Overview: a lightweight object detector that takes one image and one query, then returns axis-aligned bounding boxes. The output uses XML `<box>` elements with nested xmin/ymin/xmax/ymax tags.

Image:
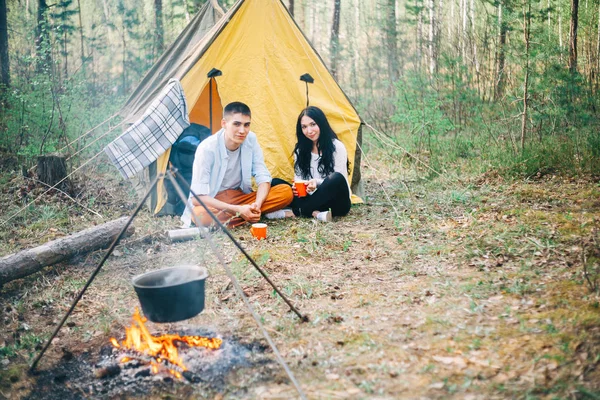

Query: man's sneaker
<box><xmin>315</xmin><ymin>210</ymin><xmax>332</xmax><ymax>222</ymax></box>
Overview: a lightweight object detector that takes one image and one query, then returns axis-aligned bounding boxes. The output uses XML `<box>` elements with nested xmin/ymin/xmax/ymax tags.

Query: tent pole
<box><xmin>209</xmin><ymin>78</ymin><xmax>213</xmax><ymax>132</ymax></box>
<box><xmin>299</xmin><ymin>73</ymin><xmax>314</xmax><ymax>108</ymax></box>
<box><xmin>207</xmin><ymin>68</ymin><xmax>223</xmax><ymax>133</ymax></box>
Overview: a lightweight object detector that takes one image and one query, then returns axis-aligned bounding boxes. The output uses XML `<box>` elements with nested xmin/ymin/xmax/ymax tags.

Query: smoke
<box><xmin>135</xmin><ymin>265</ymin><xmax>207</xmax><ymax>288</ymax></box>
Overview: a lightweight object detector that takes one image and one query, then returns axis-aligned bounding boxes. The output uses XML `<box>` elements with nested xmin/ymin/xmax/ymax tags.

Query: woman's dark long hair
<box><xmin>293</xmin><ymin>106</ymin><xmax>339</xmax><ymax>180</ymax></box>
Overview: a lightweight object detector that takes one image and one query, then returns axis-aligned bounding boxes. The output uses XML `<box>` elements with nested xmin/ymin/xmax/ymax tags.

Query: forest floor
<box><xmin>1</xmin><ymin>158</ymin><xmax>600</xmax><ymax>399</ymax></box>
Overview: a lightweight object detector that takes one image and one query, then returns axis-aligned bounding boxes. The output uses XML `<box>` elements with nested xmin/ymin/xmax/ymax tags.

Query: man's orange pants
<box><xmin>192</xmin><ymin>185</ymin><xmax>293</xmax><ymax>227</ymax></box>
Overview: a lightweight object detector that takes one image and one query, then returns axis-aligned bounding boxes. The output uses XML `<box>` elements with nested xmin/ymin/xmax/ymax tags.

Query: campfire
<box><xmin>109</xmin><ymin>308</ymin><xmax>222</xmax><ymax>379</ymax></box>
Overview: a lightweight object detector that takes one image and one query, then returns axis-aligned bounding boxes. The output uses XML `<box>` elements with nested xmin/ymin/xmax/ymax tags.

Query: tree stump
<box><xmin>37</xmin><ymin>154</ymin><xmax>71</xmax><ymax>193</ymax></box>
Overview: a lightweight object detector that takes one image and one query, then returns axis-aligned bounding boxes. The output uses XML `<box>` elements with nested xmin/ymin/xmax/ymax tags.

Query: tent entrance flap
<box><xmin>189</xmin><ymin>78</ymin><xmax>223</xmax><ymax>132</ymax></box>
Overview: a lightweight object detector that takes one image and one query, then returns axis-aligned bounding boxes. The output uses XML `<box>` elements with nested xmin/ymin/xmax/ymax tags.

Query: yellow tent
<box><xmin>119</xmin><ymin>0</ymin><xmax>362</xmax><ymax>214</ymax></box>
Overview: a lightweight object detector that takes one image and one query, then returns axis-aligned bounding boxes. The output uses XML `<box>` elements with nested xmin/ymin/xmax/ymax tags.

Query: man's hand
<box><xmin>237</xmin><ymin>204</ymin><xmax>261</xmax><ymax>223</ymax></box>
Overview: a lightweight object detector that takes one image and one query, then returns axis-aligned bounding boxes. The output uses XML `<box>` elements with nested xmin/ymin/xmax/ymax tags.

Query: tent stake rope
<box><xmin>364</xmin><ymin>122</ymin><xmax>442</xmax><ymax>177</ymax></box>
<box><xmin>26</xmin><ymin>113</ymin><xmax>120</xmax><ymax>175</ymax></box>
<box><xmin>61</xmin><ymin>113</ymin><xmax>120</xmax><ymax>158</ymax></box>
<box><xmin>9</xmin><ymin>115</ymin><xmax>125</xmax><ymax>228</ymax></box>
<box><xmin>65</xmin><ymin>120</ymin><xmax>125</xmax><ymax>163</ymax></box>
<box><xmin>167</xmin><ymin>172</ymin><xmax>307</xmax><ymax>399</ymax></box>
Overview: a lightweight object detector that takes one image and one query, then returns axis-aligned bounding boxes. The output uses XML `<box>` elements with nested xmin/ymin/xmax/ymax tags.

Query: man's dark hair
<box><xmin>223</xmin><ymin>102</ymin><xmax>251</xmax><ymax>118</ymax></box>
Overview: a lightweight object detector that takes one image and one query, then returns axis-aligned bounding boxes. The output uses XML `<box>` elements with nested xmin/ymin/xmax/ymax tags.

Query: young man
<box><xmin>188</xmin><ymin>102</ymin><xmax>293</xmax><ymax>227</ymax></box>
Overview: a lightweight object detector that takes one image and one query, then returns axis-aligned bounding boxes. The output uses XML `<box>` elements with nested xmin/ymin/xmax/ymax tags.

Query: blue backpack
<box><xmin>161</xmin><ymin>123</ymin><xmax>211</xmax><ymax>216</ymax></box>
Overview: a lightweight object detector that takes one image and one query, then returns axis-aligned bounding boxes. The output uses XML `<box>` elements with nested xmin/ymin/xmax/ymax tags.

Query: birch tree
<box><xmin>470</xmin><ymin>0</ymin><xmax>480</xmax><ymax>80</ymax></box>
<box><xmin>428</xmin><ymin>0</ymin><xmax>436</xmax><ymax>75</ymax></box>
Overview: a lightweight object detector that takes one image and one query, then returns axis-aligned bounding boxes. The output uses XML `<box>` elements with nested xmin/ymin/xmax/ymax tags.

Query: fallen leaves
<box><xmin>432</xmin><ymin>355</ymin><xmax>467</xmax><ymax>369</ymax></box>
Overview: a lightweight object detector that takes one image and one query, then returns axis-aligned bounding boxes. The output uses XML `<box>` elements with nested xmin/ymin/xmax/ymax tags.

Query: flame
<box><xmin>110</xmin><ymin>308</ymin><xmax>222</xmax><ymax>376</ymax></box>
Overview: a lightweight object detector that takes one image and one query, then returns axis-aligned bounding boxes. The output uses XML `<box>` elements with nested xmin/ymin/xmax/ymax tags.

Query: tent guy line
<box><xmin>0</xmin><ymin>150</ymin><xmax>105</xmax><ymax>228</ymax></box>
<box><xmin>365</xmin><ymin>122</ymin><xmax>442</xmax><ymax>177</ymax></box>
<box><xmin>25</xmin><ymin>113</ymin><xmax>120</xmax><ymax>175</ymax></box>
<box><xmin>65</xmin><ymin>120</ymin><xmax>125</xmax><ymax>163</ymax></box>
<box><xmin>3</xmin><ymin>118</ymin><xmax>126</xmax><ymax>228</ymax></box>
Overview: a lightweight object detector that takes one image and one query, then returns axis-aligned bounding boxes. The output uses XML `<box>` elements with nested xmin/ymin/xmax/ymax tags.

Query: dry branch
<box><xmin>0</xmin><ymin>217</ymin><xmax>134</xmax><ymax>285</ymax></box>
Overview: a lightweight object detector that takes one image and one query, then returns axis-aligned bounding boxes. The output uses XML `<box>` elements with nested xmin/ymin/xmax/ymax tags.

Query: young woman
<box><xmin>286</xmin><ymin>106</ymin><xmax>351</xmax><ymax>221</ymax></box>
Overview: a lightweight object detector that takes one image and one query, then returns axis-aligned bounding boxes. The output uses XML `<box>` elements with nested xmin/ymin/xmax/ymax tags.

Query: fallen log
<box><xmin>0</xmin><ymin>217</ymin><xmax>135</xmax><ymax>285</ymax></box>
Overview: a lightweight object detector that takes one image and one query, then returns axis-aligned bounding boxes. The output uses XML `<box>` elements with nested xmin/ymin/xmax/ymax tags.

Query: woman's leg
<box><xmin>270</xmin><ymin>178</ymin><xmax>292</xmax><ymax>187</ymax></box>
<box><xmin>291</xmin><ymin>172</ymin><xmax>351</xmax><ymax>217</ymax></box>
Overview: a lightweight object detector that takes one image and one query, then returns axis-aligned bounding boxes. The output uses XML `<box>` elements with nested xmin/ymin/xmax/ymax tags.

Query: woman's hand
<box><xmin>306</xmin><ymin>179</ymin><xmax>317</xmax><ymax>194</ymax></box>
<box><xmin>291</xmin><ymin>185</ymin><xmax>299</xmax><ymax>197</ymax></box>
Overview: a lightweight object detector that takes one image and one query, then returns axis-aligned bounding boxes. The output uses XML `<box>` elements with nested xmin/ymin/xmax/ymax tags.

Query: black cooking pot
<box><xmin>132</xmin><ymin>265</ymin><xmax>208</xmax><ymax>323</ymax></box>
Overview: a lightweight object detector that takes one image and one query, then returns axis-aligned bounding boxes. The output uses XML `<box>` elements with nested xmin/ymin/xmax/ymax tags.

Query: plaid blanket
<box><xmin>105</xmin><ymin>79</ymin><xmax>190</xmax><ymax>179</ymax></box>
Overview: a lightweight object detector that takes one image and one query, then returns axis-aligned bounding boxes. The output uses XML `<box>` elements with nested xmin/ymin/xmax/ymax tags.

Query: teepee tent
<box><xmin>116</xmin><ymin>0</ymin><xmax>363</xmax><ymax>214</ymax></box>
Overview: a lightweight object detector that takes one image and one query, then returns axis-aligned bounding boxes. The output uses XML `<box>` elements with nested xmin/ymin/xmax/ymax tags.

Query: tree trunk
<box><xmin>569</xmin><ymin>0</ymin><xmax>579</xmax><ymax>73</ymax></box>
<box><xmin>417</xmin><ymin>2</ymin><xmax>423</xmax><ymax>68</ymax></box>
<box><xmin>521</xmin><ymin>0</ymin><xmax>531</xmax><ymax>152</ymax></box>
<box><xmin>76</xmin><ymin>0</ymin><xmax>85</xmax><ymax>69</ymax></box>
<box><xmin>387</xmin><ymin>0</ymin><xmax>399</xmax><ymax>82</ymax></box>
<box><xmin>183</xmin><ymin>0</ymin><xmax>190</xmax><ymax>22</ymax></box>
<box><xmin>428</xmin><ymin>0</ymin><xmax>436</xmax><ymax>75</ymax></box>
<box><xmin>351</xmin><ymin>0</ymin><xmax>360</xmax><ymax>95</ymax></box>
<box><xmin>0</xmin><ymin>0</ymin><xmax>9</xmax><ymax>89</ymax></box>
<box><xmin>330</xmin><ymin>0</ymin><xmax>341</xmax><ymax>79</ymax></box>
<box><xmin>596</xmin><ymin>1</ymin><xmax>600</xmax><ymax>91</ymax></box>
<box><xmin>155</xmin><ymin>0</ymin><xmax>164</xmax><ymax>57</ymax></box>
<box><xmin>288</xmin><ymin>0</ymin><xmax>294</xmax><ymax>17</ymax></box>
<box><xmin>36</xmin><ymin>0</ymin><xmax>51</xmax><ymax>72</ymax></box>
<box><xmin>548</xmin><ymin>0</ymin><xmax>551</xmax><ymax>39</ymax></box>
<box><xmin>63</xmin><ymin>29</ymin><xmax>68</xmax><ymax>79</ymax></box>
<box><xmin>495</xmin><ymin>1</ymin><xmax>507</xmax><ymax>101</ymax></box>
<box><xmin>470</xmin><ymin>0</ymin><xmax>480</xmax><ymax>93</ymax></box>
<box><xmin>461</xmin><ymin>0</ymin><xmax>467</xmax><ymax>62</ymax></box>
<box><xmin>559</xmin><ymin>1</ymin><xmax>563</xmax><ymax>61</ymax></box>
<box><xmin>121</xmin><ymin>24</ymin><xmax>126</xmax><ymax>94</ymax></box>
<box><xmin>0</xmin><ymin>217</ymin><xmax>135</xmax><ymax>285</ymax></box>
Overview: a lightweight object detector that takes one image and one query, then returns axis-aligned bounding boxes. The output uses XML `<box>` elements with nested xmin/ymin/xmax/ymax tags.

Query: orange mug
<box><xmin>294</xmin><ymin>180</ymin><xmax>308</xmax><ymax>197</ymax></box>
<box><xmin>250</xmin><ymin>223</ymin><xmax>267</xmax><ymax>240</ymax></box>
